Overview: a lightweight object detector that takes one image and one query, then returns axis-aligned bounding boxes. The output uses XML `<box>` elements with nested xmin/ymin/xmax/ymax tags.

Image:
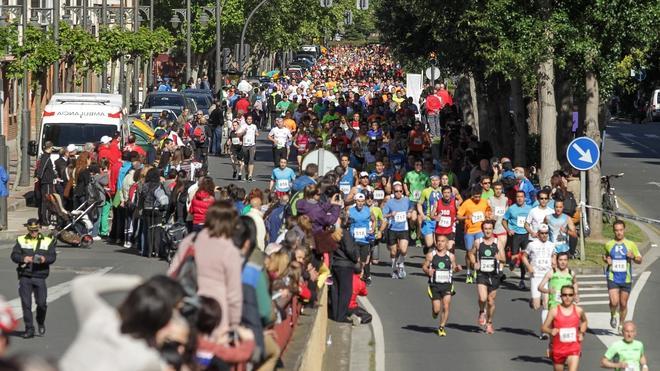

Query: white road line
<box><xmin>646</xmin><ymin>134</ymin><xmax>660</xmax><ymax>139</ymax></box>
<box><xmin>8</xmin><ymin>266</ymin><xmax>113</xmax><ymax>320</ymax></box>
<box><xmin>579</xmin><ymin>293</ymin><xmax>610</xmax><ymax>298</ymax></box>
<box><xmin>358</xmin><ymin>296</ymin><xmax>385</xmax><ymax>371</ymax></box>
<box><xmin>579</xmin><ymin>287</ymin><xmax>608</xmax><ymax>291</ymax></box>
<box><xmin>579</xmin><ymin>281</ymin><xmax>608</xmax><ymax>286</ymax></box>
<box><xmin>579</xmin><ymin>300</ymin><xmax>611</xmax><ymax>305</ymax></box>
<box><xmin>625</xmin><ymin>271</ymin><xmax>651</xmax><ymax>321</ymax></box>
<box><xmin>577</xmin><ymin>274</ymin><xmax>607</xmax><ymax>279</ymax></box>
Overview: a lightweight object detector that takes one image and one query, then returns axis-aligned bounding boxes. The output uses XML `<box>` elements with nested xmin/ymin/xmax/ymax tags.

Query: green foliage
<box><xmin>1</xmin><ymin>24</ymin><xmax>60</xmax><ymax>79</ymax></box>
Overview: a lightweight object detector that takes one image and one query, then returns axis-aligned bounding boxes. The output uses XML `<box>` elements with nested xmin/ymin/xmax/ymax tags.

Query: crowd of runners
<box><xmin>5</xmin><ymin>44</ymin><xmax>649</xmax><ymax>371</ymax></box>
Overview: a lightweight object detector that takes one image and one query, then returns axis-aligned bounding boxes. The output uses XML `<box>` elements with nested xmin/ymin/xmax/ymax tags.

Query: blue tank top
<box><xmin>349</xmin><ymin>205</ymin><xmax>371</xmax><ymax>244</ymax></box>
<box><xmin>339</xmin><ymin>167</ymin><xmax>355</xmax><ymax>195</ymax></box>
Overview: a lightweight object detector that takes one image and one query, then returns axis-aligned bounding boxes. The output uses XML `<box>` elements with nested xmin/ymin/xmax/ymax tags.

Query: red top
<box><xmin>235</xmin><ymin>98</ymin><xmax>250</xmax><ymax>114</ymax></box>
<box><xmin>349</xmin><ymin>274</ymin><xmax>368</xmax><ymax>309</ymax></box>
<box><xmin>123</xmin><ymin>143</ymin><xmax>146</xmax><ymax>157</ymax></box>
<box><xmin>426</xmin><ymin>94</ymin><xmax>442</xmax><ymax>114</ymax></box>
<box><xmin>295</xmin><ymin>134</ymin><xmax>310</xmax><ymax>153</ymax></box>
<box><xmin>551</xmin><ymin>305</ymin><xmax>582</xmax><ymax>355</ymax></box>
<box><xmin>98</xmin><ymin>140</ymin><xmax>122</xmax><ymax>195</ymax></box>
<box><xmin>434</xmin><ymin>199</ymin><xmax>458</xmax><ymax>235</ymax></box>
<box><xmin>408</xmin><ymin>130</ymin><xmax>427</xmax><ymax>153</ymax></box>
<box><xmin>189</xmin><ymin>190</ymin><xmax>215</xmax><ymax>225</ymax></box>
<box><xmin>438</xmin><ymin>89</ymin><xmax>454</xmax><ymax>107</ymax></box>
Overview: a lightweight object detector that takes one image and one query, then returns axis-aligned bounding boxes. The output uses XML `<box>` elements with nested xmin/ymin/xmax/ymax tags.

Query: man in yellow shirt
<box><xmin>457</xmin><ymin>186</ymin><xmax>492</xmax><ymax>283</ymax></box>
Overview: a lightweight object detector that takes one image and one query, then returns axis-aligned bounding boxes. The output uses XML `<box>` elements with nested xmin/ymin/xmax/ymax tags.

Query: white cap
<box><xmin>100</xmin><ymin>136</ymin><xmax>112</xmax><ymax>144</ymax></box>
<box><xmin>354</xmin><ymin>193</ymin><xmax>365</xmax><ymax>201</ymax></box>
<box><xmin>265</xmin><ymin>243</ymin><xmax>283</xmax><ymax>256</ymax></box>
<box><xmin>359</xmin><ymin>171</ymin><xmax>369</xmax><ymax>178</ymax></box>
<box><xmin>538</xmin><ymin>224</ymin><xmax>549</xmax><ymax>233</ymax></box>
<box><xmin>392</xmin><ymin>181</ymin><xmax>403</xmax><ymax>187</ymax></box>
<box><xmin>66</xmin><ymin>144</ymin><xmax>77</xmax><ymax>153</ymax></box>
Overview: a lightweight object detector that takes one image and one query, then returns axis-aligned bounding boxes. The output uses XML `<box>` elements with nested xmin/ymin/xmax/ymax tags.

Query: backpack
<box><xmin>284</xmin><ymin>190</ymin><xmax>304</xmax><ymax>218</ymax></box>
<box><xmin>561</xmin><ymin>191</ymin><xmax>578</xmax><ymax>218</ymax></box>
<box><xmin>86</xmin><ymin>176</ymin><xmax>106</xmax><ymax>204</ymax></box>
<box><xmin>169</xmin><ymin>233</ymin><xmax>200</xmax><ymax>321</ymax></box>
<box><xmin>141</xmin><ymin>183</ymin><xmax>166</xmax><ymax>211</ymax></box>
<box><xmin>193</xmin><ymin>126</ymin><xmax>206</xmax><ymax>144</ymax></box>
<box><xmin>126</xmin><ymin>182</ymin><xmax>140</xmax><ymax>209</ymax></box>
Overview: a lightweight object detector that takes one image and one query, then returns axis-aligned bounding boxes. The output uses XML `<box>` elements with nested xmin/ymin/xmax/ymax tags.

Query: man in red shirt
<box><xmin>348</xmin><ymin>268</ymin><xmax>372</xmax><ymax>325</ymax></box>
<box><xmin>437</xmin><ymin>83</ymin><xmax>454</xmax><ymax>108</ymax></box>
<box><xmin>425</xmin><ymin>88</ymin><xmax>443</xmax><ymax>139</ymax></box>
<box><xmin>235</xmin><ymin>93</ymin><xmax>251</xmax><ymax>116</ymax></box>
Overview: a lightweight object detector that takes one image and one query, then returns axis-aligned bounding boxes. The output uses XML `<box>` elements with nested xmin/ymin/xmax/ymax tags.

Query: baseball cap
<box><xmin>265</xmin><ymin>243</ymin><xmax>283</xmax><ymax>256</ymax></box>
<box><xmin>359</xmin><ymin>171</ymin><xmax>369</xmax><ymax>178</ymax></box>
<box><xmin>430</xmin><ymin>175</ymin><xmax>440</xmax><ymax>180</ymax></box>
<box><xmin>24</xmin><ymin>218</ymin><xmax>40</xmax><ymax>231</ymax></box>
<box><xmin>538</xmin><ymin>224</ymin><xmax>549</xmax><ymax>233</ymax></box>
<box><xmin>66</xmin><ymin>144</ymin><xmax>77</xmax><ymax>153</ymax></box>
<box><xmin>354</xmin><ymin>193</ymin><xmax>365</xmax><ymax>201</ymax></box>
<box><xmin>100</xmin><ymin>135</ymin><xmax>112</xmax><ymax>144</ymax></box>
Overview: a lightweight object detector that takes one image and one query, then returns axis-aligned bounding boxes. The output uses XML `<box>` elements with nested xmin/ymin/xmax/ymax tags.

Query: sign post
<box><xmin>566</xmin><ymin>137</ymin><xmax>601</xmax><ymax>261</ymax></box>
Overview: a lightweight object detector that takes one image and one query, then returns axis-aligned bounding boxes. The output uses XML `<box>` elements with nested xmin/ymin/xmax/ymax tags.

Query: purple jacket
<box><xmin>296</xmin><ymin>199</ymin><xmax>341</xmax><ymax>234</ymax></box>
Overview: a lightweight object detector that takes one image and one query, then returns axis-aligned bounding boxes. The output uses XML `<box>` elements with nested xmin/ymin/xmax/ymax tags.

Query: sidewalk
<box><xmin>0</xmin><ymin>185</ymin><xmax>38</xmax><ymax>241</ymax></box>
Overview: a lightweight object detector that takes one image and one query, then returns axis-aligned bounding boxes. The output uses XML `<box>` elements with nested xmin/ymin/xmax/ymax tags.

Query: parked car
<box><xmin>647</xmin><ymin>89</ymin><xmax>660</xmax><ymax>122</ymax></box>
<box><xmin>286</xmin><ymin>66</ymin><xmax>304</xmax><ymax>79</ymax></box>
<box><xmin>184</xmin><ymin>89</ymin><xmax>213</xmax><ymax>116</ymax></box>
<box><xmin>138</xmin><ymin>108</ymin><xmax>179</xmax><ymax>127</ymax></box>
<box><xmin>142</xmin><ymin>92</ymin><xmax>197</xmax><ymax>118</ymax></box>
<box><xmin>292</xmin><ymin>58</ymin><xmax>314</xmax><ymax>69</ymax></box>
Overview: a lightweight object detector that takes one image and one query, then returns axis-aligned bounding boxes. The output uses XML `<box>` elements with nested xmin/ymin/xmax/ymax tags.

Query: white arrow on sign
<box><xmin>572</xmin><ymin>143</ymin><xmax>593</xmax><ymax>163</ymax></box>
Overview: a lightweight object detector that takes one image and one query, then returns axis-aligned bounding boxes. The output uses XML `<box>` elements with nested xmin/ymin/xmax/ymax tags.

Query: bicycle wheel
<box><xmin>602</xmin><ymin>193</ymin><xmax>614</xmax><ymax>224</ymax></box>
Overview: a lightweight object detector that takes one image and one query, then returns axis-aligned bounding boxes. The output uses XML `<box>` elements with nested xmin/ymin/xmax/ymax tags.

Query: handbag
<box><xmin>313</xmin><ymin>225</ymin><xmax>339</xmax><ymax>254</ymax></box>
<box><xmin>63</xmin><ymin>180</ymin><xmax>73</xmax><ymax>198</ymax></box>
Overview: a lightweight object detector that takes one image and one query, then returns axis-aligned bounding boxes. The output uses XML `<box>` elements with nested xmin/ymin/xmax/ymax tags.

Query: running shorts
<box><xmin>357</xmin><ymin>243</ymin><xmax>370</xmax><ymax>263</ymax></box>
<box><xmin>606</xmin><ymin>280</ymin><xmax>632</xmax><ymax>293</ymax></box>
<box><xmin>387</xmin><ymin>230</ymin><xmax>409</xmax><ymax>245</ymax></box>
<box><xmin>464</xmin><ymin>232</ymin><xmax>484</xmax><ymax>251</ymax></box>
<box><xmin>530</xmin><ymin>275</ymin><xmax>548</xmax><ymax>299</ymax></box>
<box><xmin>510</xmin><ymin>233</ymin><xmax>529</xmax><ymax>254</ymax></box>
<box><xmin>428</xmin><ymin>284</ymin><xmax>453</xmax><ymax>300</ymax></box>
<box><xmin>421</xmin><ymin>220</ymin><xmax>437</xmax><ymax>237</ymax></box>
<box><xmin>231</xmin><ymin>145</ymin><xmax>243</xmax><ymax>161</ymax></box>
<box><xmin>476</xmin><ymin>272</ymin><xmax>501</xmax><ymax>292</ymax></box>
<box><xmin>551</xmin><ymin>350</ymin><xmax>581</xmax><ymax>365</ymax></box>
<box><xmin>242</xmin><ymin>145</ymin><xmax>256</xmax><ymax>165</ymax></box>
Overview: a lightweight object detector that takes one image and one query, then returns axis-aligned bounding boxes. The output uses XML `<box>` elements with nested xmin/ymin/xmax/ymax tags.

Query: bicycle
<box><xmin>601</xmin><ymin>172</ymin><xmax>624</xmax><ymax>224</ymax></box>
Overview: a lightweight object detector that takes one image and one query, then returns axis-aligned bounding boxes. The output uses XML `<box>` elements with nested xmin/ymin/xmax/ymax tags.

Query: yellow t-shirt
<box><xmin>458</xmin><ymin>198</ymin><xmax>491</xmax><ymax>234</ymax></box>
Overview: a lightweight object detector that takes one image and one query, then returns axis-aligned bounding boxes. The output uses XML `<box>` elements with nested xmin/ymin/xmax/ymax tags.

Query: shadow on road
<box><xmin>445</xmin><ymin>323</ymin><xmax>482</xmax><ymax>333</ymax></box>
<box><xmin>510</xmin><ymin>355</ymin><xmax>552</xmax><ymax>365</ymax></box>
<box><xmin>401</xmin><ymin>324</ymin><xmax>437</xmax><ymax>334</ymax></box>
<box><xmin>497</xmin><ymin>326</ymin><xmax>538</xmax><ymax>338</ymax></box>
<box><xmin>587</xmin><ymin>328</ymin><xmax>617</xmax><ymax>336</ymax></box>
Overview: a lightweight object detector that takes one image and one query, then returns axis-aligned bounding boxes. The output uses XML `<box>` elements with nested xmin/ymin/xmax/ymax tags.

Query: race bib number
<box><xmin>276</xmin><ymin>138</ymin><xmax>286</xmax><ymax>148</ymax></box>
<box><xmin>244</xmin><ymin>136</ymin><xmax>255</xmax><ymax>146</ymax></box>
<box><xmin>394</xmin><ymin>212</ymin><xmax>407</xmax><ymax>223</ymax></box>
<box><xmin>472</xmin><ymin>211</ymin><xmax>485</xmax><ymax>224</ymax></box>
<box><xmin>516</xmin><ymin>216</ymin><xmax>526</xmax><ymax>228</ymax></box>
<box><xmin>373</xmin><ymin>190</ymin><xmax>385</xmax><ymax>200</ymax></box>
<box><xmin>624</xmin><ymin>365</ymin><xmax>640</xmax><ymax>371</ymax></box>
<box><xmin>353</xmin><ymin>227</ymin><xmax>367</xmax><ymax>239</ymax></box>
<box><xmin>276</xmin><ymin>179</ymin><xmax>290</xmax><ymax>190</ymax></box>
<box><xmin>340</xmin><ymin>184</ymin><xmax>351</xmax><ymax>194</ymax></box>
<box><xmin>413</xmin><ymin>138</ymin><xmax>422</xmax><ymax>145</ymax></box>
<box><xmin>438</xmin><ymin>216</ymin><xmax>452</xmax><ymax>228</ymax></box>
<box><xmin>370</xmin><ymin>136</ymin><xmax>377</xmax><ymax>141</ymax></box>
<box><xmin>412</xmin><ymin>190</ymin><xmax>421</xmax><ymax>200</ymax></box>
<box><xmin>494</xmin><ymin>206</ymin><xmax>505</xmax><ymax>217</ymax></box>
<box><xmin>612</xmin><ymin>259</ymin><xmax>628</xmax><ymax>273</ymax></box>
<box><xmin>536</xmin><ymin>258</ymin><xmax>551</xmax><ymax>270</ymax></box>
<box><xmin>434</xmin><ymin>270</ymin><xmax>451</xmax><ymax>283</ymax></box>
<box><xmin>298</xmin><ymin>143</ymin><xmax>306</xmax><ymax>151</ymax></box>
<box><xmin>231</xmin><ymin>137</ymin><xmax>241</xmax><ymax>145</ymax></box>
<box><xmin>480</xmin><ymin>258</ymin><xmax>495</xmax><ymax>273</ymax></box>
<box><xmin>559</xmin><ymin>328</ymin><xmax>577</xmax><ymax>343</ymax></box>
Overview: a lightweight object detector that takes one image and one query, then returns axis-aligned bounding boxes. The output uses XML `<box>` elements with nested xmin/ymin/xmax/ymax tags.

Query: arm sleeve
<box><xmin>44</xmin><ymin>239</ymin><xmax>57</xmax><ymax>264</ymax></box>
<box><xmin>71</xmin><ymin>274</ymin><xmax>142</xmax><ymax>323</ymax></box>
<box><xmin>10</xmin><ymin>242</ymin><xmax>24</xmax><ymax>264</ymax></box>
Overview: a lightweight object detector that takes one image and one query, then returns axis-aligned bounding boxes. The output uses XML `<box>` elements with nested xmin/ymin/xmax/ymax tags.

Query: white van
<box><xmin>29</xmin><ymin>93</ymin><xmax>130</xmax><ymax>157</ymax></box>
<box><xmin>647</xmin><ymin>89</ymin><xmax>660</xmax><ymax>122</ymax></box>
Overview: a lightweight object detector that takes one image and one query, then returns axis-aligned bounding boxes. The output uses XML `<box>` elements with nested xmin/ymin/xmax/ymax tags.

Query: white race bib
<box><xmin>394</xmin><ymin>212</ymin><xmax>407</xmax><ymax>223</ymax></box>
<box><xmin>353</xmin><ymin>227</ymin><xmax>367</xmax><ymax>240</ymax></box>
<box><xmin>612</xmin><ymin>259</ymin><xmax>627</xmax><ymax>273</ymax></box>
<box><xmin>231</xmin><ymin>137</ymin><xmax>241</xmax><ymax>145</ymax></box>
<box><xmin>373</xmin><ymin>190</ymin><xmax>385</xmax><ymax>200</ymax></box>
<box><xmin>340</xmin><ymin>184</ymin><xmax>351</xmax><ymax>194</ymax></box>
<box><xmin>472</xmin><ymin>211</ymin><xmax>485</xmax><ymax>224</ymax></box>
<box><xmin>516</xmin><ymin>216</ymin><xmax>526</xmax><ymax>228</ymax></box>
<box><xmin>480</xmin><ymin>258</ymin><xmax>495</xmax><ymax>273</ymax></box>
<box><xmin>412</xmin><ymin>190</ymin><xmax>421</xmax><ymax>200</ymax></box>
<box><xmin>494</xmin><ymin>206</ymin><xmax>505</xmax><ymax>217</ymax></box>
<box><xmin>243</xmin><ymin>136</ymin><xmax>255</xmax><ymax>146</ymax></box>
<box><xmin>438</xmin><ymin>216</ymin><xmax>452</xmax><ymax>228</ymax></box>
<box><xmin>413</xmin><ymin>138</ymin><xmax>422</xmax><ymax>145</ymax></box>
<box><xmin>624</xmin><ymin>365</ymin><xmax>640</xmax><ymax>371</ymax></box>
<box><xmin>298</xmin><ymin>143</ymin><xmax>306</xmax><ymax>151</ymax></box>
<box><xmin>276</xmin><ymin>179</ymin><xmax>290</xmax><ymax>190</ymax></box>
<box><xmin>434</xmin><ymin>270</ymin><xmax>451</xmax><ymax>283</ymax></box>
<box><xmin>559</xmin><ymin>327</ymin><xmax>577</xmax><ymax>343</ymax></box>
<box><xmin>276</xmin><ymin>137</ymin><xmax>286</xmax><ymax>147</ymax></box>
<box><xmin>536</xmin><ymin>257</ymin><xmax>551</xmax><ymax>270</ymax></box>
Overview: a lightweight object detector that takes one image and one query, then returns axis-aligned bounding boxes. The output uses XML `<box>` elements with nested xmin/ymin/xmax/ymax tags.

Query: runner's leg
<box><xmin>618</xmin><ymin>290</ymin><xmax>630</xmax><ymax>326</ymax></box>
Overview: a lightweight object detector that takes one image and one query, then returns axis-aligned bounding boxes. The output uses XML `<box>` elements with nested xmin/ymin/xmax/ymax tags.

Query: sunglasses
<box><xmin>539</xmin><ymin>197</ymin><xmax>549</xmax><ymax>200</ymax></box>
<box><xmin>394</xmin><ymin>190</ymin><xmax>403</xmax><ymax>193</ymax></box>
<box><xmin>561</xmin><ymin>293</ymin><xmax>574</xmax><ymax>297</ymax></box>
<box><xmin>538</xmin><ymin>232</ymin><xmax>549</xmax><ymax>235</ymax></box>
<box><xmin>482</xmin><ymin>182</ymin><xmax>491</xmax><ymax>185</ymax></box>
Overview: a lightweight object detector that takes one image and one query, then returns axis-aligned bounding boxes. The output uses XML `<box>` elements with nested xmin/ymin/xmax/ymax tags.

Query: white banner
<box><xmin>406</xmin><ymin>73</ymin><xmax>423</xmax><ymax>116</ymax></box>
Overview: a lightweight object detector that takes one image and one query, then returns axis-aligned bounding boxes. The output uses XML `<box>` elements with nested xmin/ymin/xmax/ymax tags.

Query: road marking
<box><xmin>358</xmin><ymin>296</ymin><xmax>385</xmax><ymax>371</ymax></box>
<box><xmin>8</xmin><ymin>266</ymin><xmax>113</xmax><ymax>320</ymax></box>
<box><xmin>647</xmin><ymin>182</ymin><xmax>660</xmax><ymax>188</ymax></box>
<box><xmin>579</xmin><ymin>287</ymin><xmax>607</xmax><ymax>291</ymax></box>
<box><xmin>580</xmin><ymin>293</ymin><xmax>610</xmax><ymax>298</ymax></box>
<box><xmin>646</xmin><ymin>134</ymin><xmax>660</xmax><ymax>139</ymax></box>
<box><xmin>579</xmin><ymin>300</ymin><xmax>610</xmax><ymax>305</ymax></box>
<box><xmin>625</xmin><ymin>271</ymin><xmax>651</xmax><ymax>321</ymax></box>
<box><xmin>618</xmin><ymin>133</ymin><xmax>659</xmax><ymax>154</ymax></box>
<box><xmin>579</xmin><ymin>280</ymin><xmax>608</xmax><ymax>286</ymax></box>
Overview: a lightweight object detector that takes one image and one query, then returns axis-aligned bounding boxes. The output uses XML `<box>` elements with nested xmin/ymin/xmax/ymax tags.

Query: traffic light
<box><xmin>356</xmin><ymin>0</ymin><xmax>368</xmax><ymax>10</ymax></box>
<box><xmin>344</xmin><ymin>10</ymin><xmax>353</xmax><ymax>26</ymax></box>
<box><xmin>221</xmin><ymin>48</ymin><xmax>231</xmax><ymax>71</ymax></box>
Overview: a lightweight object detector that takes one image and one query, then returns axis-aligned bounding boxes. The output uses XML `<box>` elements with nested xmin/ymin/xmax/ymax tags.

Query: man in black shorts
<box><xmin>469</xmin><ymin>220</ymin><xmax>505</xmax><ymax>334</ymax></box>
<box><xmin>502</xmin><ymin>190</ymin><xmax>532</xmax><ymax>289</ymax></box>
<box><xmin>422</xmin><ymin>234</ymin><xmax>461</xmax><ymax>336</ymax></box>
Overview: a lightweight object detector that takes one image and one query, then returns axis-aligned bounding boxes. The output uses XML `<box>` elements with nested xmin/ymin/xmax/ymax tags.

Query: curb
<box><xmin>0</xmin><ymin>230</ymin><xmax>24</xmax><ymax>241</ymax></box>
<box><xmin>295</xmin><ymin>285</ymin><xmax>328</xmax><ymax>371</ymax></box>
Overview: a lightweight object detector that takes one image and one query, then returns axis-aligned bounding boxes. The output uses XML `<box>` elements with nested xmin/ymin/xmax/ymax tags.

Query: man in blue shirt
<box><xmin>270</xmin><ymin>158</ymin><xmax>296</xmax><ymax>197</ymax></box>
<box><xmin>347</xmin><ymin>193</ymin><xmax>375</xmax><ymax>284</ymax></box>
<box><xmin>502</xmin><ymin>190</ymin><xmax>533</xmax><ymax>288</ymax></box>
<box><xmin>292</xmin><ymin>163</ymin><xmax>317</xmax><ymax>193</ymax></box>
<box><xmin>515</xmin><ymin>167</ymin><xmax>536</xmax><ymax>206</ymax></box>
<box><xmin>383</xmin><ymin>181</ymin><xmax>413</xmax><ymax>279</ymax></box>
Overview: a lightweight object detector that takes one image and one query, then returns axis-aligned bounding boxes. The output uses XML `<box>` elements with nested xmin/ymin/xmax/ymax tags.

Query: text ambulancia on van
<box><xmin>28</xmin><ymin>93</ymin><xmax>130</xmax><ymax>157</ymax></box>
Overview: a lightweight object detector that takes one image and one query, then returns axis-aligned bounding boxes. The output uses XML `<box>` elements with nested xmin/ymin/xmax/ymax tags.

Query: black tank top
<box><xmin>430</xmin><ymin>251</ymin><xmax>453</xmax><ymax>284</ymax></box>
<box><xmin>478</xmin><ymin>240</ymin><xmax>499</xmax><ymax>274</ymax></box>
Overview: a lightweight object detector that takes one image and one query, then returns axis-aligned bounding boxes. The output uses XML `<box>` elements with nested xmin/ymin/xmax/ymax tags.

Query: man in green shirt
<box><xmin>601</xmin><ymin>321</ymin><xmax>648</xmax><ymax>370</ymax></box>
<box><xmin>275</xmin><ymin>95</ymin><xmax>291</xmax><ymax>115</ymax></box>
<box><xmin>404</xmin><ymin>159</ymin><xmax>429</xmax><ymax>243</ymax></box>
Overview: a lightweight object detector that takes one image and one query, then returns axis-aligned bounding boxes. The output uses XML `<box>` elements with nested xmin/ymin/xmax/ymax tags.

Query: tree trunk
<box><xmin>110</xmin><ymin>60</ymin><xmax>116</xmax><ymax>94</ymax></box>
<box><xmin>556</xmin><ymin>75</ymin><xmax>573</xmax><ymax>165</ymax></box>
<box><xmin>585</xmin><ymin>71</ymin><xmax>602</xmax><ymax>238</ymax></box>
<box><xmin>510</xmin><ymin>77</ymin><xmax>527</xmax><ymax>166</ymax></box>
<box><xmin>538</xmin><ymin>58</ymin><xmax>559</xmax><ymax>186</ymax></box>
<box><xmin>475</xmin><ymin>76</ymin><xmax>490</xmax><ymax>144</ymax></box>
<box><xmin>527</xmin><ymin>96</ymin><xmax>539</xmax><ymax>134</ymax></box>
<box><xmin>456</xmin><ymin>75</ymin><xmax>478</xmax><ymax>134</ymax></box>
<box><xmin>497</xmin><ymin>76</ymin><xmax>513</xmax><ymax>158</ymax></box>
<box><xmin>469</xmin><ymin>73</ymin><xmax>480</xmax><ymax>138</ymax></box>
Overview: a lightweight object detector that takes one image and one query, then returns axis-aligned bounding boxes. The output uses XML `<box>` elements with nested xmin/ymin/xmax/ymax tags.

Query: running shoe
<box><xmin>248</xmin><ymin>177</ymin><xmax>254</xmax><ymax>182</ymax></box>
<box><xmin>478</xmin><ymin>311</ymin><xmax>487</xmax><ymax>326</ymax></box>
<box><xmin>349</xmin><ymin>313</ymin><xmax>362</xmax><ymax>326</ymax></box>
<box><xmin>391</xmin><ymin>271</ymin><xmax>399</xmax><ymax>279</ymax></box>
<box><xmin>437</xmin><ymin>326</ymin><xmax>446</xmax><ymax>337</ymax></box>
<box><xmin>618</xmin><ymin>325</ymin><xmax>623</xmax><ymax>335</ymax></box>
<box><xmin>364</xmin><ymin>276</ymin><xmax>372</xmax><ymax>286</ymax></box>
<box><xmin>232</xmin><ymin>170</ymin><xmax>237</xmax><ymax>179</ymax></box>
<box><xmin>610</xmin><ymin>314</ymin><xmax>618</xmax><ymax>329</ymax></box>
<box><xmin>427</xmin><ymin>286</ymin><xmax>433</xmax><ymax>299</ymax></box>
<box><xmin>326</xmin><ymin>277</ymin><xmax>334</xmax><ymax>286</ymax></box>
<box><xmin>398</xmin><ymin>265</ymin><xmax>407</xmax><ymax>279</ymax></box>
<box><xmin>450</xmin><ymin>284</ymin><xmax>456</xmax><ymax>296</ymax></box>
<box><xmin>518</xmin><ymin>280</ymin><xmax>526</xmax><ymax>290</ymax></box>
<box><xmin>465</xmin><ymin>273</ymin><xmax>474</xmax><ymax>284</ymax></box>
<box><xmin>539</xmin><ymin>333</ymin><xmax>549</xmax><ymax>340</ymax></box>
<box><xmin>486</xmin><ymin>323</ymin><xmax>494</xmax><ymax>334</ymax></box>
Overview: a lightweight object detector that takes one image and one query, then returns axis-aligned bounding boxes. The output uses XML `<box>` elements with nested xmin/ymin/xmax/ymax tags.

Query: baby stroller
<box><xmin>154</xmin><ymin>221</ymin><xmax>188</xmax><ymax>263</ymax></box>
<box><xmin>46</xmin><ymin>193</ymin><xmax>96</xmax><ymax>247</ymax></box>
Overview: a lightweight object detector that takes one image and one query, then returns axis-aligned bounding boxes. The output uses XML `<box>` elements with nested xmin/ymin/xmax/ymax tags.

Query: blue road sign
<box><xmin>567</xmin><ymin>137</ymin><xmax>600</xmax><ymax>171</ymax></box>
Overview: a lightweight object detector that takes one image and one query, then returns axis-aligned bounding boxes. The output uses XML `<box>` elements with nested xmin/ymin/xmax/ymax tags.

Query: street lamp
<box><xmin>138</xmin><ymin>1</ymin><xmax>155</xmax><ymax>88</ymax></box>
<box><xmin>239</xmin><ymin>0</ymin><xmax>270</xmax><ymax>77</ymax></box>
<box><xmin>170</xmin><ymin>0</ymin><xmax>191</xmax><ymax>83</ymax></box>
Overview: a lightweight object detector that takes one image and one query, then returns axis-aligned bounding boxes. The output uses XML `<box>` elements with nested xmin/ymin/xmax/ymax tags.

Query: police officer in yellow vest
<box><xmin>10</xmin><ymin>218</ymin><xmax>56</xmax><ymax>338</ymax></box>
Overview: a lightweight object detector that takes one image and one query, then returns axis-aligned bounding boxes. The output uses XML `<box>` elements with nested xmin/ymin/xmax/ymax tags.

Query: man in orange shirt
<box><xmin>283</xmin><ymin>111</ymin><xmax>297</xmax><ymax>133</ymax></box>
<box><xmin>457</xmin><ymin>186</ymin><xmax>492</xmax><ymax>284</ymax></box>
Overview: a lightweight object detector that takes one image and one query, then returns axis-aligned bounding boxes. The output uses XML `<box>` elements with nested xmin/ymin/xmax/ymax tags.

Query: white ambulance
<box><xmin>28</xmin><ymin>93</ymin><xmax>130</xmax><ymax>157</ymax></box>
